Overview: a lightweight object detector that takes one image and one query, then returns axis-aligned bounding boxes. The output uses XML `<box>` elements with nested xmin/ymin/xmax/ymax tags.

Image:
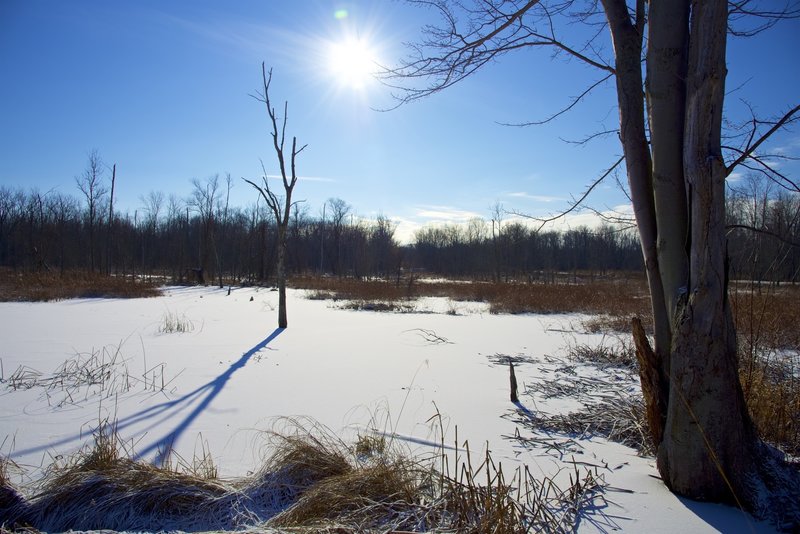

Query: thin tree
<box><xmin>244</xmin><ymin>64</ymin><xmax>307</xmax><ymax>329</ymax></box>
<box><xmin>75</xmin><ymin>149</ymin><xmax>107</xmax><ymax>273</ymax></box>
<box><xmin>105</xmin><ymin>163</ymin><xmax>116</xmax><ymax>275</ymax></box>
<box><xmin>384</xmin><ymin>0</ymin><xmax>800</xmax><ymax>522</ymax></box>
<box><xmin>216</xmin><ymin>173</ymin><xmax>233</xmax><ymax>289</ymax></box>
<box><xmin>189</xmin><ymin>175</ymin><xmax>220</xmax><ymax>284</ymax></box>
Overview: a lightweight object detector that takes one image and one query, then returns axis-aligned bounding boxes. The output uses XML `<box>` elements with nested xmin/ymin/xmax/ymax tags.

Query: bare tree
<box><xmin>216</xmin><ymin>173</ymin><xmax>233</xmax><ymax>288</ymax></box>
<box><xmin>326</xmin><ymin>197</ymin><xmax>351</xmax><ymax>275</ymax></box>
<box><xmin>384</xmin><ymin>0</ymin><xmax>800</xmax><ymax>521</ymax></box>
<box><xmin>105</xmin><ymin>163</ymin><xmax>116</xmax><ymax>275</ymax></box>
<box><xmin>189</xmin><ymin>175</ymin><xmax>221</xmax><ymax>285</ymax></box>
<box><xmin>244</xmin><ymin>64</ymin><xmax>307</xmax><ymax>329</ymax></box>
<box><xmin>75</xmin><ymin>149</ymin><xmax>107</xmax><ymax>273</ymax></box>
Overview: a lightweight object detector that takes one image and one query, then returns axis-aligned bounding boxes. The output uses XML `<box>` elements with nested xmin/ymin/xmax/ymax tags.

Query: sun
<box><xmin>326</xmin><ymin>37</ymin><xmax>377</xmax><ymax>90</ymax></box>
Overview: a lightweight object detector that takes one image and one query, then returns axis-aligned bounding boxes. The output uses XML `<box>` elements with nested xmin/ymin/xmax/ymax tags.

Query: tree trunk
<box><xmin>656</xmin><ymin>0</ymin><xmax>757</xmax><ymax>502</ymax></box>
<box><xmin>646</xmin><ymin>0</ymin><xmax>689</xmax><ymax>338</ymax></box>
<box><xmin>602</xmin><ymin>0</ymin><xmax>672</xmax><ymax>366</ymax></box>
<box><xmin>276</xmin><ymin>225</ymin><xmax>288</xmax><ymax>329</ymax></box>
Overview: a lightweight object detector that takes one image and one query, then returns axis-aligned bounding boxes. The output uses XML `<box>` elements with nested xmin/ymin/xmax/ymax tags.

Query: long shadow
<box><xmin>11</xmin><ymin>328</ymin><xmax>284</xmax><ymax>465</ymax></box>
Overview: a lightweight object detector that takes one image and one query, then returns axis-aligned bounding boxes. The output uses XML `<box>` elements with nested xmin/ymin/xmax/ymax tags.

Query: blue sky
<box><xmin>1</xmin><ymin>1</ymin><xmax>798</xmax><ymax>242</ymax></box>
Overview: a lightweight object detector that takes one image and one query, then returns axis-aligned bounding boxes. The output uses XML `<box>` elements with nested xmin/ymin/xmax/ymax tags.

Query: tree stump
<box><xmin>509</xmin><ymin>360</ymin><xmax>519</xmax><ymax>403</ymax></box>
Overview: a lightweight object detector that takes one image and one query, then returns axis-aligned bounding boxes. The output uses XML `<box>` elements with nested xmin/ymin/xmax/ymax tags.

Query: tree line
<box><xmin>0</xmin><ymin>165</ymin><xmax>796</xmax><ymax>284</ymax></box>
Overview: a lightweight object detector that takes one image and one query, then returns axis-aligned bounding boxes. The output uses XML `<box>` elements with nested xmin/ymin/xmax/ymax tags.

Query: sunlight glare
<box><xmin>327</xmin><ymin>37</ymin><xmax>376</xmax><ymax>90</ymax></box>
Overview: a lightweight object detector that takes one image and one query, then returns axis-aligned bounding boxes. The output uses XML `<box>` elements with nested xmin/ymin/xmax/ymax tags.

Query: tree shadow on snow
<box><xmin>10</xmin><ymin>327</ymin><xmax>284</xmax><ymax>467</ymax></box>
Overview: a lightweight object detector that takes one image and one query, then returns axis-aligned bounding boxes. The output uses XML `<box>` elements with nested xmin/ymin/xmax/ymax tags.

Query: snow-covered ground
<box><xmin>0</xmin><ymin>286</ymin><xmax>776</xmax><ymax>532</ymax></box>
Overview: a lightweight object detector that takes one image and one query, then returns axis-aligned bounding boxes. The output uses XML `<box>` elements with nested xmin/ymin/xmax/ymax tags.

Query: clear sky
<box><xmin>1</xmin><ymin>1</ymin><xmax>798</xmax><ymax>242</ymax></box>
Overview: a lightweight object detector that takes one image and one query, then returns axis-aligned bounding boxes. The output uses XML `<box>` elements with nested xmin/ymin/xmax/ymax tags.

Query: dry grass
<box><xmin>0</xmin><ymin>269</ymin><xmax>161</xmax><ymax>302</ymax></box>
<box><xmin>2</xmin><ymin>343</ymin><xmax>174</xmax><ymax>408</ymax></box>
<box><xmin>292</xmin><ymin>273</ymin><xmax>651</xmax><ymax>318</ymax></box>
<box><xmin>0</xmin><ymin>418</ymin><xmax>608</xmax><ymax>533</ymax></box>
<box><xmin>730</xmin><ymin>282</ymin><xmax>800</xmax><ymax>457</ymax></box>
<box><xmin>158</xmin><ymin>310</ymin><xmax>195</xmax><ymax>333</ymax></box>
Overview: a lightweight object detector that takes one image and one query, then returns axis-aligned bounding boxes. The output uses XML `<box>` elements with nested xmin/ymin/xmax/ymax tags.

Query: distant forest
<box><xmin>1</xmin><ymin>172</ymin><xmax>798</xmax><ymax>284</ymax></box>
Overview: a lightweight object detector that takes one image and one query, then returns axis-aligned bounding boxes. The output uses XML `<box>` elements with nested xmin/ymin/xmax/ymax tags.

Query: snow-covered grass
<box><xmin>0</xmin><ymin>286</ymin><xmax>781</xmax><ymax>532</ymax></box>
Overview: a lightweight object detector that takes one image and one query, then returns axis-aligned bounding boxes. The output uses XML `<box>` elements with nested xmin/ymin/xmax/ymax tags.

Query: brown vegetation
<box><xmin>0</xmin><ymin>269</ymin><xmax>161</xmax><ymax>302</ymax></box>
<box><xmin>732</xmin><ymin>282</ymin><xmax>800</xmax><ymax>457</ymax></box>
<box><xmin>0</xmin><ymin>419</ymin><xmax>604</xmax><ymax>533</ymax></box>
<box><xmin>292</xmin><ymin>272</ymin><xmax>651</xmax><ymax>318</ymax></box>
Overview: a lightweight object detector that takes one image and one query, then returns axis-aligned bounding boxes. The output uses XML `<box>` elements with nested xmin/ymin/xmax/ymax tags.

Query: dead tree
<box><xmin>244</xmin><ymin>64</ymin><xmax>307</xmax><ymax>329</ymax></box>
<box><xmin>75</xmin><ymin>149</ymin><xmax>107</xmax><ymax>273</ymax></box>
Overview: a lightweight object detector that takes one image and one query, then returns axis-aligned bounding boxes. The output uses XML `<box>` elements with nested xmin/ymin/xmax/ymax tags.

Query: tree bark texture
<box><xmin>601</xmin><ymin>0</ymin><xmax>672</xmax><ymax>369</ymax></box>
<box><xmin>657</xmin><ymin>0</ymin><xmax>757</xmax><ymax>503</ymax></box>
<box><xmin>276</xmin><ymin>225</ymin><xmax>288</xmax><ymax>329</ymax></box>
<box><xmin>646</xmin><ymin>0</ymin><xmax>689</xmax><ymax>338</ymax></box>
<box><xmin>604</xmin><ymin>0</ymin><xmax>762</xmax><ymax>508</ymax></box>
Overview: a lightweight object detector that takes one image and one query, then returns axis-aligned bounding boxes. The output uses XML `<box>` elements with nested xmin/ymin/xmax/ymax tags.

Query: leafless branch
<box><xmin>584</xmin><ymin>204</ymin><xmax>637</xmax><ymax>230</ymax></box>
<box><xmin>560</xmin><ymin>128</ymin><xmax>619</xmax><ymax>145</ymax></box>
<box><xmin>725</xmin><ymin>103</ymin><xmax>800</xmax><ymax>177</ymax></box>
<box><xmin>499</xmin><ymin>73</ymin><xmax>614</xmax><ymax>127</ymax></box>
<box><xmin>380</xmin><ymin>0</ymin><xmax>614</xmax><ymax>105</ymax></box>
<box><xmin>727</xmin><ymin>224</ymin><xmax>800</xmax><ymax>248</ymax></box>
<box><xmin>510</xmin><ymin>155</ymin><xmax>625</xmax><ymax>231</ymax></box>
<box><xmin>728</xmin><ymin>0</ymin><xmax>800</xmax><ymax>36</ymax></box>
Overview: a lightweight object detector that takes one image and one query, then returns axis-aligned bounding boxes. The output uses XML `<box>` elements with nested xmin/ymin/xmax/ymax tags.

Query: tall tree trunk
<box><xmin>657</xmin><ymin>0</ymin><xmax>756</xmax><ymax>502</ymax></box>
<box><xmin>602</xmin><ymin>0</ymin><xmax>672</xmax><ymax>365</ymax></box>
<box><xmin>106</xmin><ymin>164</ymin><xmax>116</xmax><ymax>275</ymax></box>
<box><xmin>646</xmin><ymin>0</ymin><xmax>689</xmax><ymax>333</ymax></box>
<box><xmin>276</xmin><ymin>225</ymin><xmax>288</xmax><ymax>328</ymax></box>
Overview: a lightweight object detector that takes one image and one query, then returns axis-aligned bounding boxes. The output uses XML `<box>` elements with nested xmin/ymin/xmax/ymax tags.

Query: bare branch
<box><xmin>727</xmin><ymin>223</ymin><xmax>800</xmax><ymax>248</ymax></box>
<box><xmin>498</xmin><ymin>73</ymin><xmax>614</xmax><ymax>127</ymax></box>
<box><xmin>725</xmin><ymin>103</ymin><xmax>800</xmax><ymax>176</ymax></box>
<box><xmin>381</xmin><ymin>0</ymin><xmax>614</xmax><ymax>105</ymax></box>
<box><xmin>560</xmin><ymin>128</ymin><xmax>619</xmax><ymax>145</ymax></box>
<box><xmin>510</xmin><ymin>155</ymin><xmax>625</xmax><ymax>231</ymax></box>
<box><xmin>728</xmin><ymin>0</ymin><xmax>800</xmax><ymax>36</ymax></box>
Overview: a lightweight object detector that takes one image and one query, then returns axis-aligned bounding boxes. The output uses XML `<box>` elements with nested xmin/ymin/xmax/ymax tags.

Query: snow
<box><xmin>0</xmin><ymin>286</ymin><xmax>778</xmax><ymax>532</ymax></box>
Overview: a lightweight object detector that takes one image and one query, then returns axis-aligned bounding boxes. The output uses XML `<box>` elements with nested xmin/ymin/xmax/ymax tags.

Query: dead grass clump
<box><xmin>584</xmin><ymin>313</ymin><xmax>653</xmax><ymax>335</ymax></box>
<box><xmin>526</xmin><ymin>397</ymin><xmax>653</xmax><ymax>456</ymax></box>
<box><xmin>16</xmin><ymin>425</ymin><xmax>235</xmax><ymax>532</ymax></box>
<box><xmin>0</xmin><ymin>456</ymin><xmax>26</xmax><ymax>527</ymax></box>
<box><xmin>567</xmin><ymin>336</ymin><xmax>638</xmax><ymax>370</ymax></box>
<box><xmin>341</xmin><ymin>300</ymin><xmax>416</xmax><ymax>313</ymax></box>
<box><xmin>731</xmin><ymin>282</ymin><xmax>800</xmax><ymax>456</ymax></box>
<box><xmin>486</xmin><ymin>279</ymin><xmax>650</xmax><ymax>316</ymax></box>
<box><xmin>3</xmin><ymin>343</ymin><xmax>174</xmax><ymax>407</ymax></box>
<box><xmin>158</xmin><ymin>310</ymin><xmax>194</xmax><ymax>333</ymax></box>
<box><xmin>0</xmin><ymin>269</ymin><xmax>161</xmax><ymax>302</ymax></box>
<box><xmin>293</xmin><ymin>273</ymin><xmax>652</xmax><ymax>320</ymax></box>
<box><xmin>257</xmin><ymin>427</ymin><xmax>353</xmax><ymax>497</ymax></box>
<box><xmin>741</xmin><ymin>357</ymin><xmax>800</xmax><ymax>457</ymax></box>
<box><xmin>268</xmin><ymin>460</ymin><xmax>420</xmax><ymax>528</ymax></box>
<box><xmin>731</xmin><ymin>282</ymin><xmax>800</xmax><ymax>351</ymax></box>
<box><xmin>292</xmin><ymin>276</ymin><xmax>413</xmax><ymax>302</ymax></box>
<box><xmin>4</xmin><ymin>416</ymin><xmax>611</xmax><ymax>533</ymax></box>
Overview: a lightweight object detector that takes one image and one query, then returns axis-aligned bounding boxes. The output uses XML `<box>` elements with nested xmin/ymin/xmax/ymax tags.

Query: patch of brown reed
<box><xmin>292</xmin><ymin>273</ymin><xmax>651</xmax><ymax>319</ymax></box>
<box><xmin>0</xmin><ymin>269</ymin><xmax>161</xmax><ymax>302</ymax></box>
<box><xmin>730</xmin><ymin>282</ymin><xmax>800</xmax><ymax>456</ymax></box>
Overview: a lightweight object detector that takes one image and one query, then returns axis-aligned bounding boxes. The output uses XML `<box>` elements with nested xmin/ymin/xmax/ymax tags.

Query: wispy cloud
<box><xmin>414</xmin><ymin>205</ymin><xmax>482</xmax><ymax>222</ymax></box>
<box><xmin>506</xmin><ymin>191</ymin><xmax>565</xmax><ymax>203</ymax></box>
<box><xmin>148</xmin><ymin>9</ymin><xmax>302</xmax><ymax>64</ymax></box>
